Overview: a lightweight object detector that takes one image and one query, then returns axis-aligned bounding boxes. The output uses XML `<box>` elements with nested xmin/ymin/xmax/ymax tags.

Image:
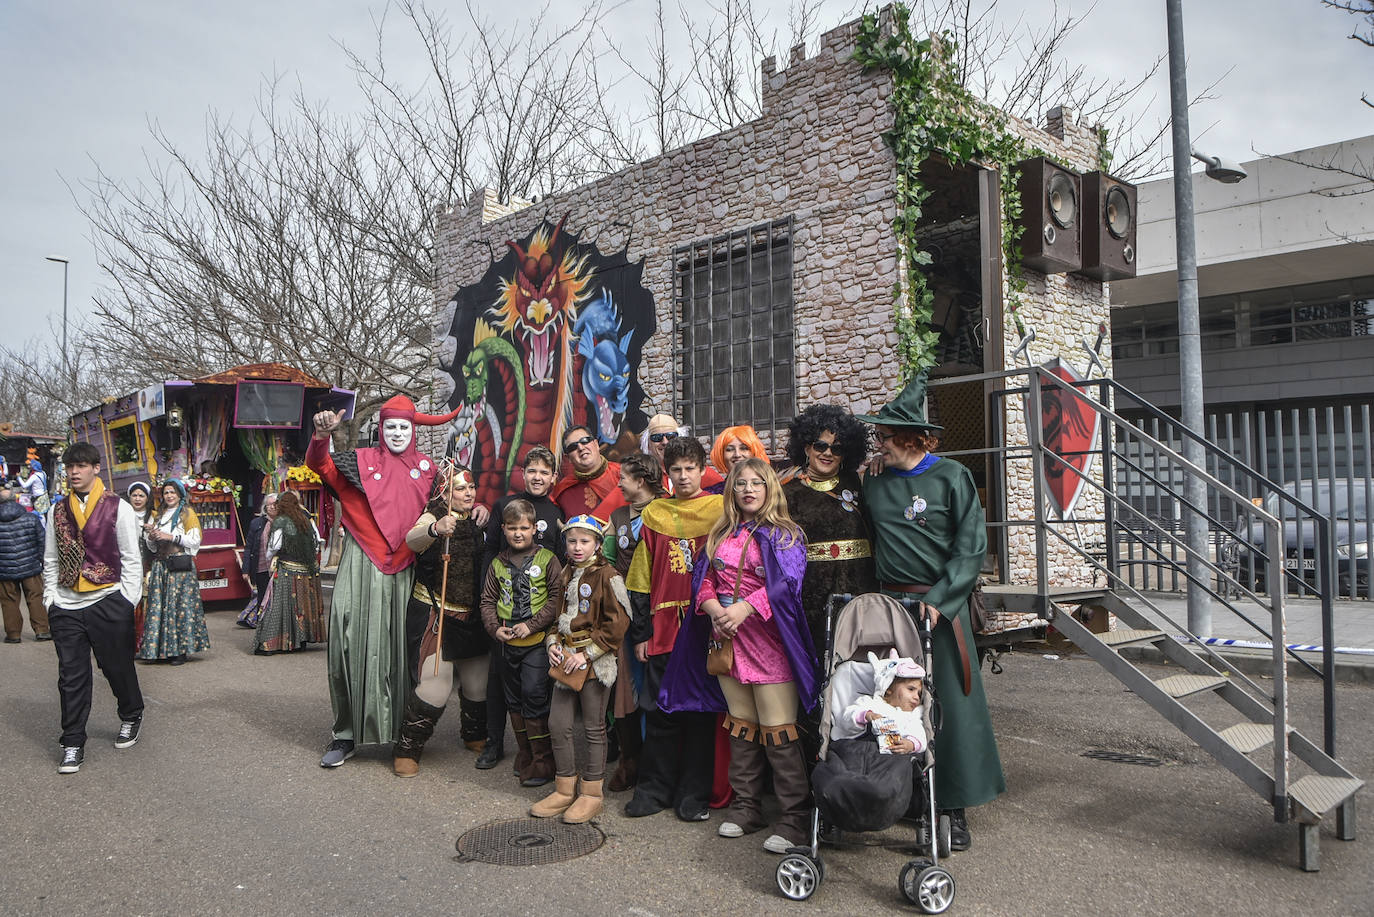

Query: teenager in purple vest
<box><xmin>42</xmin><ymin>443</ymin><xmax>145</xmax><ymax>775</ymax></box>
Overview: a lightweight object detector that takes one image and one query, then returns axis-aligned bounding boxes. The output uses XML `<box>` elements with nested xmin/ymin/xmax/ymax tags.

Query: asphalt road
<box><xmin>2</xmin><ymin>605</ymin><xmax>1370</xmax><ymax>916</ymax></box>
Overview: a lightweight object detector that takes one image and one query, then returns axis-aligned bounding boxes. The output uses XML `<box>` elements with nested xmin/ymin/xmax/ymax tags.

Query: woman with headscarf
<box><xmin>125</xmin><ymin>482</ymin><xmax>156</xmax><ymax>648</ymax></box>
<box><xmin>253</xmin><ymin>491</ymin><xmax>325</xmax><ymax>655</ymax></box>
<box><xmin>138</xmin><ymin>479</ymin><xmax>210</xmax><ymax>665</ymax></box>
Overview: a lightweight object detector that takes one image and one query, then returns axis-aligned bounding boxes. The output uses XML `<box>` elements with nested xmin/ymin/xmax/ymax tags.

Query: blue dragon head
<box><xmin>576</xmin><ymin>291</ymin><xmax>633</xmax><ymax>444</ymax></box>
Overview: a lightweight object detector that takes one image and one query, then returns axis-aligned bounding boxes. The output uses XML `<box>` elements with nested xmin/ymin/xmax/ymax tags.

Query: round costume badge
<box><xmin>410</xmin><ymin>468</ymin><xmax>421</xmax><ymax>479</ymax></box>
<box><xmin>903</xmin><ymin>506</ymin><xmax>916</xmax><ymax>520</ymax></box>
<box><xmin>528</xmin><ymin>564</ymin><xmax>541</xmax><ymax>577</ymax></box>
<box><xmin>914</xmin><ymin>497</ymin><xmax>927</xmax><ymax>513</ymax></box>
<box><xmin>841</xmin><ymin>489</ymin><xmax>855</xmax><ymax>503</ymax></box>
<box><xmin>373</xmin><ymin>472</ymin><xmax>383</xmax><ymax>481</ymax></box>
<box><xmin>841</xmin><ymin>501</ymin><xmax>855</xmax><ymax>513</ymax></box>
<box><xmin>419</xmin><ymin>459</ymin><xmax>430</xmax><ymax>471</ymax></box>
<box><xmin>712</xmin><ymin>557</ymin><xmax>726</xmax><ymax>571</ymax></box>
<box><xmin>580</xmin><ymin>583</ymin><xmax>592</xmax><ymax>598</ymax></box>
<box><xmin>536</xmin><ymin>520</ymin><xmax>548</xmax><ymax>533</ymax></box>
<box><xmin>755</xmin><ymin>565</ymin><xmax>765</xmax><ymax>577</ymax></box>
<box><xmin>579</xmin><ymin>599</ymin><xmax>590</xmax><ymax>613</ymax></box>
<box><xmin>618</xmin><ymin>535</ymin><xmax>629</xmax><ymax>548</ymax></box>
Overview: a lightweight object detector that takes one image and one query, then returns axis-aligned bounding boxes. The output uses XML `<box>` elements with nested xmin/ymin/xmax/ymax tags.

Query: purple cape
<box><xmin>658</xmin><ymin>524</ymin><xmax>819</xmax><ymax>714</ymax></box>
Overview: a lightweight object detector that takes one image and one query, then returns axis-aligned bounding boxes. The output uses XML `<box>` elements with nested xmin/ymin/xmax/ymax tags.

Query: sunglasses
<box><xmin>649</xmin><ymin>431</ymin><xmax>680</xmax><ymax>443</ymax></box>
<box><xmin>809</xmin><ymin>440</ymin><xmax>839</xmax><ymax>454</ymax></box>
<box><xmin>564</xmin><ymin>435</ymin><xmax>596</xmax><ymax>451</ymax></box>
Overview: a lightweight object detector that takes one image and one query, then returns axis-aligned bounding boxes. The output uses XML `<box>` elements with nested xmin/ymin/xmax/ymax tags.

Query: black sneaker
<box><xmin>474</xmin><ymin>741</ymin><xmax>503</xmax><ymax>770</ymax></box>
<box><xmin>320</xmin><ymin>738</ymin><xmax>356</xmax><ymax>768</ymax></box>
<box><xmin>58</xmin><ymin>745</ymin><xmax>84</xmax><ymax>774</ymax></box>
<box><xmin>115</xmin><ymin>719</ymin><xmax>142</xmax><ymax>749</ymax></box>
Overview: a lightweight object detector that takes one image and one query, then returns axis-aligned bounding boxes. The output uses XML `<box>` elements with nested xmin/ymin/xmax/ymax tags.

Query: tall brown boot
<box><xmin>392</xmin><ymin>692</ymin><xmax>445</xmax><ymax>778</ymax></box>
<box><xmin>563</xmin><ymin>778</ymin><xmax>604</xmax><ymax>824</ymax></box>
<box><xmin>718</xmin><ymin>716</ymin><xmax>767</xmax><ymax>836</ymax></box>
<box><xmin>510</xmin><ymin>713</ymin><xmax>532</xmax><ymax>780</ymax></box>
<box><xmin>521</xmin><ymin>716</ymin><xmax>555</xmax><ymax>787</ymax></box>
<box><xmin>761</xmin><ymin>724</ymin><xmax>812</xmax><ymax>853</ymax></box>
<box><xmin>607</xmin><ymin>713</ymin><xmax>642</xmax><ymax>792</ymax></box>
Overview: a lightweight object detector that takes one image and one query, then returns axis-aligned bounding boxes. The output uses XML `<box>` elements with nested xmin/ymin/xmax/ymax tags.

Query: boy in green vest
<box><xmin>481</xmin><ymin>498</ymin><xmax>564</xmax><ymax>787</ymax></box>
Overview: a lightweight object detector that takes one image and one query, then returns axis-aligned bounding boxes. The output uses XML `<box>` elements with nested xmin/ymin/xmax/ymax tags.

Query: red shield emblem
<box><xmin>1027</xmin><ymin>357</ymin><xmax>1101</xmax><ymax>519</ymax></box>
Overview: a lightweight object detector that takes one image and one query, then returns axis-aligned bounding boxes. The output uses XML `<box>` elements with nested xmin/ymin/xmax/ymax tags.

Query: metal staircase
<box><xmin>931</xmin><ymin>366</ymin><xmax>1363</xmax><ymax>871</ymax></box>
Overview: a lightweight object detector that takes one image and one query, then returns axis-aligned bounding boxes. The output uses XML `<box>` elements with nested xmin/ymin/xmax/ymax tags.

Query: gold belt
<box><xmin>558</xmin><ymin>629</ymin><xmax>595</xmax><ymax>649</ymax></box>
<box><xmin>806</xmin><ymin>538</ymin><xmax>872</xmax><ymax>562</ymax></box>
<box><xmin>412</xmin><ymin>582</ymin><xmax>472</xmax><ymax>616</ymax></box>
<box><xmin>280</xmin><ymin>560</ymin><xmax>313</xmax><ymax>574</ymax></box>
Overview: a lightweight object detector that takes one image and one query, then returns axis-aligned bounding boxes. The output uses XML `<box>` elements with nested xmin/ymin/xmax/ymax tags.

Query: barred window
<box><xmin>675</xmin><ymin>218</ymin><xmax>795</xmax><ymax>441</ymax></box>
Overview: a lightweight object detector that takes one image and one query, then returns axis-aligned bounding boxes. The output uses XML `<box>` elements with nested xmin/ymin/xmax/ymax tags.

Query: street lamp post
<box><xmin>45</xmin><ymin>256</ymin><xmax>69</xmax><ymax>374</ymax></box>
<box><xmin>1165</xmin><ymin>0</ymin><xmax>1247</xmax><ymax>638</ymax></box>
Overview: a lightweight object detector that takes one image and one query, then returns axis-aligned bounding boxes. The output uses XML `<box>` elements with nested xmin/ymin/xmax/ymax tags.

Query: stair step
<box><xmin>1099</xmin><ymin>628</ymin><xmax>1164</xmax><ymax>648</ymax></box>
<box><xmin>1289</xmin><ymin>775</ymin><xmax>1364</xmax><ymax>820</ymax></box>
<box><xmin>1154</xmin><ymin>673</ymin><xmax>1228</xmax><ymax>698</ymax></box>
<box><xmin>1218</xmin><ymin>723</ymin><xmax>1274</xmax><ymax>755</ymax></box>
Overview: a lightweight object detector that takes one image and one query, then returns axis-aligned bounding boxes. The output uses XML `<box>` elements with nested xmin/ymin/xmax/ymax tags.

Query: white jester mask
<box><xmin>382</xmin><ymin>418</ymin><xmax>414</xmax><ymax>454</ymax></box>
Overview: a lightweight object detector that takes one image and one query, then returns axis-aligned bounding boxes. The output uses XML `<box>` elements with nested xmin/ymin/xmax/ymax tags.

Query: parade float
<box><xmin>69</xmin><ymin>364</ymin><xmax>354</xmax><ymax>602</ymax></box>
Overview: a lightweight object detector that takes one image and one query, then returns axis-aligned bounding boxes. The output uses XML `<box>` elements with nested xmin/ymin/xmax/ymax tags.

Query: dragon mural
<box><xmin>436</xmin><ymin>216</ymin><xmax>656</xmax><ymax>508</ymax></box>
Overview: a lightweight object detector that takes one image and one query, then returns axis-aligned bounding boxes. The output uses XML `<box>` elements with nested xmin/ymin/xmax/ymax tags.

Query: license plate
<box><xmin>1284</xmin><ymin>558</ymin><xmax>1316</xmax><ymax>571</ymax></box>
<box><xmin>199</xmin><ymin>578</ymin><xmax>228</xmax><ymax>590</ymax></box>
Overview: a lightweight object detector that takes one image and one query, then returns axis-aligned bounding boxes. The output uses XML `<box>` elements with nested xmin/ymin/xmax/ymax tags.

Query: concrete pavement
<box><xmin>1</xmin><ymin>607</ymin><xmax>1370</xmax><ymax>916</ymax></box>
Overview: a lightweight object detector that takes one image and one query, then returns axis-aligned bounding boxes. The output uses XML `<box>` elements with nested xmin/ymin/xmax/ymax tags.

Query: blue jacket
<box><xmin>0</xmin><ymin>500</ymin><xmax>45</xmax><ymax>581</ymax></box>
<box><xmin>243</xmin><ymin>514</ymin><xmax>269</xmax><ymax>575</ymax></box>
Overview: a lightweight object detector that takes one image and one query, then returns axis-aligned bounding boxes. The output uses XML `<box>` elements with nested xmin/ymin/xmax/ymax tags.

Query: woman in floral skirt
<box><xmin>139</xmin><ymin>479</ymin><xmax>211</xmax><ymax>665</ymax></box>
<box><xmin>254</xmin><ymin>491</ymin><xmax>326</xmax><ymax>655</ymax></box>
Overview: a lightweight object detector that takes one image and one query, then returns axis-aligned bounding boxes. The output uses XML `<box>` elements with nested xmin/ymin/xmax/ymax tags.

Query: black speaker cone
<box><xmin>1048</xmin><ymin>172</ymin><xmax>1077</xmax><ymax>228</ymax></box>
<box><xmin>1105</xmin><ymin>185</ymin><xmax>1132</xmax><ymax>239</ymax></box>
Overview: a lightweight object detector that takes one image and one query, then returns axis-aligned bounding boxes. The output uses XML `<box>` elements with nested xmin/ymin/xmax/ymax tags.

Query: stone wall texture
<box><xmin>430</xmin><ymin>13</ymin><xmax>1116</xmax><ymax>590</ymax></box>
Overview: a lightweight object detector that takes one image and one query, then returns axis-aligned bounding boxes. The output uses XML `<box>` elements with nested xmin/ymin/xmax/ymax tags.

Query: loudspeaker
<box><xmin>1078</xmin><ymin>171</ymin><xmax>1137</xmax><ymax>281</ymax></box>
<box><xmin>1015</xmin><ymin>156</ymin><xmax>1081</xmax><ymax>274</ymax></box>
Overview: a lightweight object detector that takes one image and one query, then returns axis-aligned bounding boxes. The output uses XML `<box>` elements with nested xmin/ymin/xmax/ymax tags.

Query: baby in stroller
<box><xmin>813</xmin><ymin>650</ymin><xmax>931</xmax><ymax>833</ymax></box>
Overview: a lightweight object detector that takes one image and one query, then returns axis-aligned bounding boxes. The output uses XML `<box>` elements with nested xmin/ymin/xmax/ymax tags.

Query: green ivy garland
<box><xmin>854</xmin><ymin>4</ymin><xmax>1041</xmax><ymax>381</ymax></box>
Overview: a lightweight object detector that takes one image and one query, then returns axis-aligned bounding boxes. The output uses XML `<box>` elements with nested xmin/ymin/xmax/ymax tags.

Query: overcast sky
<box><xmin>1</xmin><ymin>0</ymin><xmax>1369</xmax><ymax>348</ymax></box>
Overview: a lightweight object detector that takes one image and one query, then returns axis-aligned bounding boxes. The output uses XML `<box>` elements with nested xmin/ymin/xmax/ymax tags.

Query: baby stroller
<box><xmin>775</xmin><ymin>592</ymin><xmax>955</xmax><ymax>914</ymax></box>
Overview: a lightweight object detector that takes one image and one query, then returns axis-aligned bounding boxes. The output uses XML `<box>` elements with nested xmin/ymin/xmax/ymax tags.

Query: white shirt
<box><xmin>143</xmin><ymin>507</ymin><xmax>203</xmax><ymax>556</ymax></box>
<box><xmin>43</xmin><ymin>493</ymin><xmax>143</xmax><ymax>610</ymax></box>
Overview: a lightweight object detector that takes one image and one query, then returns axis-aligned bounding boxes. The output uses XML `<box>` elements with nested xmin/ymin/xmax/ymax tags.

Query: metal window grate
<box><xmin>674</xmin><ymin>217</ymin><xmax>795</xmax><ymax>445</ymax></box>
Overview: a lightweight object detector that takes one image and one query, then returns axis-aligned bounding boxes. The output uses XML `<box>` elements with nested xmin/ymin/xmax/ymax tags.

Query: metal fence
<box><xmin>1113</xmin><ymin>400</ymin><xmax>1373</xmax><ymax>600</ymax></box>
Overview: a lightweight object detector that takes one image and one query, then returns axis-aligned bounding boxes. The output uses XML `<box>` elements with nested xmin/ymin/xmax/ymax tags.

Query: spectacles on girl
<box><xmin>649</xmin><ymin>431</ymin><xmax>679</xmax><ymax>443</ymax></box>
<box><xmin>809</xmin><ymin>440</ymin><xmax>839</xmax><ymax>454</ymax></box>
<box><xmin>732</xmin><ymin>478</ymin><xmax>767</xmax><ymax>491</ymax></box>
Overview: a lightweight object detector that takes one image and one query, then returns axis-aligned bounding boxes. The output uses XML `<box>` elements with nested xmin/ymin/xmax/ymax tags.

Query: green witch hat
<box><xmin>855</xmin><ymin>371</ymin><xmax>943</xmax><ymax>431</ymax></box>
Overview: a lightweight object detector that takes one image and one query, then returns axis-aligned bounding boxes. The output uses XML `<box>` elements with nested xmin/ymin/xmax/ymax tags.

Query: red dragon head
<box><xmin>490</xmin><ymin>216</ymin><xmax>590</xmax><ymax>386</ymax></box>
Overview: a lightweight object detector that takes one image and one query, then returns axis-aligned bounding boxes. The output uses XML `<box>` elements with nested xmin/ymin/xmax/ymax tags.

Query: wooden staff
<box><xmin>433</xmin><ymin>465</ymin><xmax>458</xmax><ymax>676</ymax></box>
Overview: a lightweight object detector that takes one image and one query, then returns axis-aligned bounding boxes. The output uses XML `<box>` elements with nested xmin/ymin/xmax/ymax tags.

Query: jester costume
<box><xmin>307</xmin><ymin>396</ymin><xmax>460</xmax><ymax>755</ymax></box>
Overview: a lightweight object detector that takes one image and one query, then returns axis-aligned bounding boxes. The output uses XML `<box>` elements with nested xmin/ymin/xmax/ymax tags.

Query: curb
<box><xmin>1118</xmin><ymin>644</ymin><xmax>1374</xmax><ymax>686</ymax></box>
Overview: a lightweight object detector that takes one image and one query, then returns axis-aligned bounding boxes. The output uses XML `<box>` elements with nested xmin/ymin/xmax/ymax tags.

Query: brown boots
<box><xmin>717</xmin><ymin>717</ymin><xmax>768</xmax><ymax>836</ymax></box>
<box><xmin>530</xmin><ymin>775</ymin><xmax>577</xmax><ymax>817</ymax></box>
<box><xmin>563</xmin><ymin>779</ymin><xmax>603</xmax><ymax>823</ymax></box>
<box><xmin>761</xmin><ymin>723</ymin><xmax>811</xmax><ymax>853</ymax></box>
<box><xmin>392</xmin><ymin>692</ymin><xmax>444</xmax><ymax>778</ymax></box>
<box><xmin>520</xmin><ymin>715</ymin><xmax>555</xmax><ymax>787</ymax></box>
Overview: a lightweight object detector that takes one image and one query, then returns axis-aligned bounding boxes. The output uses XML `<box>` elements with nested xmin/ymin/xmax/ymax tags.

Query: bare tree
<box><xmin>1</xmin><ymin>317</ymin><xmax>108</xmax><ymax>435</ymax></box>
<box><xmin>1322</xmin><ymin>0</ymin><xmax>1374</xmax><ymax>106</ymax></box>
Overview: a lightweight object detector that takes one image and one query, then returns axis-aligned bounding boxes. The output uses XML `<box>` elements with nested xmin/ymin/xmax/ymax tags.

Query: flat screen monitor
<box><xmin>234</xmin><ymin>381</ymin><xmax>305</xmax><ymax>429</ymax></box>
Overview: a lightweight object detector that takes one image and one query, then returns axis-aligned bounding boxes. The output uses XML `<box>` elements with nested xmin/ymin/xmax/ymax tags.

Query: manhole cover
<box><xmin>1081</xmin><ymin>749</ymin><xmax>1165</xmax><ymax>767</ymax></box>
<box><xmin>455</xmin><ymin>817</ymin><xmax>605</xmax><ymax>866</ymax></box>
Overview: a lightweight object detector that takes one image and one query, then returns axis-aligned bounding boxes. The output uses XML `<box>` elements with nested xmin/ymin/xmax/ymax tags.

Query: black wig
<box><xmin>785</xmin><ymin>404</ymin><xmax>868</xmax><ymax>475</ymax></box>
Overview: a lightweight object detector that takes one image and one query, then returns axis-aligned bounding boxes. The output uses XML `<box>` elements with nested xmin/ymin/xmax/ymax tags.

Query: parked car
<box><xmin>1221</xmin><ymin>479</ymin><xmax>1370</xmax><ymax>598</ymax></box>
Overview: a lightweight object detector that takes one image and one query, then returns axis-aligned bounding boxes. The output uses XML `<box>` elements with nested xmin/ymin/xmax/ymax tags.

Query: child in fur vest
<box><xmin>529</xmin><ymin>515</ymin><xmax>631</xmax><ymax>823</ymax></box>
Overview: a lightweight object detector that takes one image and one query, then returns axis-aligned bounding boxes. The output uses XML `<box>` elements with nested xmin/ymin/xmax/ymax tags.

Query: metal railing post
<box><xmin>1026</xmin><ymin>367</ymin><xmax>1050</xmax><ymax>616</ymax></box>
<box><xmin>1318</xmin><ymin>514</ymin><xmax>1336</xmax><ymax>757</ymax></box>
<box><xmin>1267</xmin><ymin>514</ymin><xmax>1290</xmax><ymax>822</ymax></box>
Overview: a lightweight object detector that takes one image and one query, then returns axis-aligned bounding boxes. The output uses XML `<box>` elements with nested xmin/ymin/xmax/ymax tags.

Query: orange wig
<box><xmin>709</xmin><ymin>425</ymin><xmax>770</xmax><ymax>475</ymax></box>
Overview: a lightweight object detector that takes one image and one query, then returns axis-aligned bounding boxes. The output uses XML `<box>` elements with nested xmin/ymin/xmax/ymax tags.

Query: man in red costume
<box><xmin>308</xmin><ymin>396</ymin><xmax>460</xmax><ymax>768</ymax></box>
<box><xmin>551</xmin><ymin>425</ymin><xmax>621</xmax><ymax>520</ymax></box>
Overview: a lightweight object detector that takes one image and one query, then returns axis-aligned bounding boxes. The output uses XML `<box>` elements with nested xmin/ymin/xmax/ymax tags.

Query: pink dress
<box><xmin>698</xmin><ymin>527</ymin><xmax>790</xmax><ymax>685</ymax></box>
